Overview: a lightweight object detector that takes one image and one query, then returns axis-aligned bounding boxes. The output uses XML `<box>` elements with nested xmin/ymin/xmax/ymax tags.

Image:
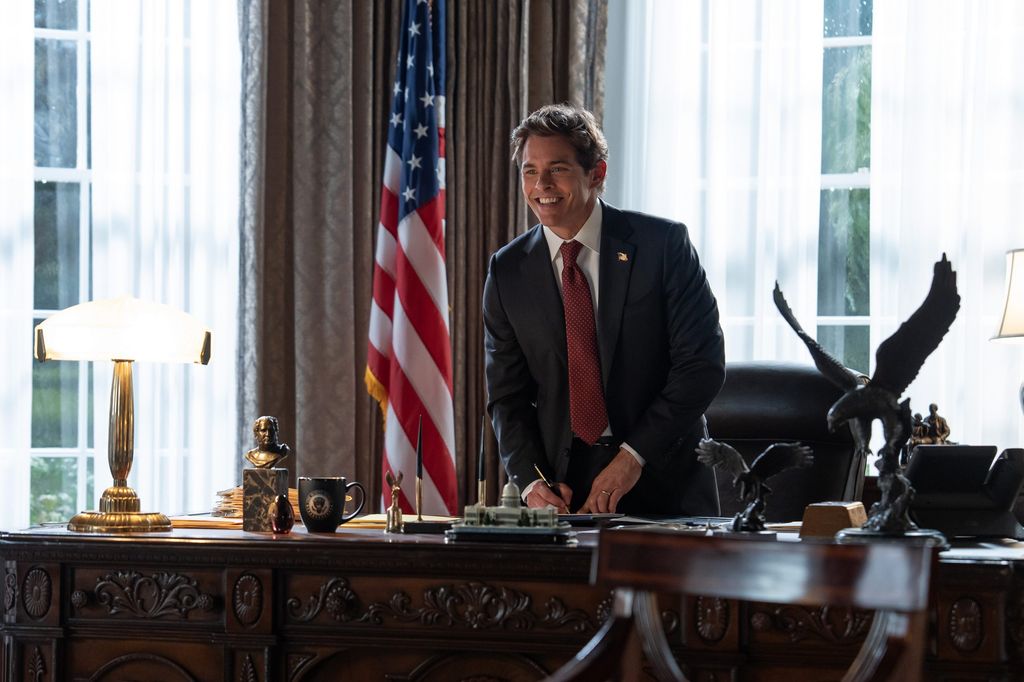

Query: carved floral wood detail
<box><xmin>82</xmin><ymin>571</ymin><xmax>216</xmax><ymax>619</ymax></box>
<box><xmin>364</xmin><ymin>581</ymin><xmax>597</xmax><ymax>632</ymax></box>
<box><xmin>287</xmin><ymin>652</ymin><xmax>315</xmax><ymax>681</ymax></box>
<box><xmin>28</xmin><ymin>645</ymin><xmax>46</xmax><ymax>682</ymax></box>
<box><xmin>287</xmin><ymin>577</ymin><xmax>600</xmax><ymax>633</ymax></box>
<box><xmin>233</xmin><ymin>574</ymin><xmax>263</xmax><ymax>626</ymax></box>
<box><xmin>240</xmin><ymin>653</ymin><xmax>257</xmax><ymax>682</ymax></box>
<box><xmin>4</xmin><ymin>563</ymin><xmax>16</xmax><ymax>615</ymax></box>
<box><xmin>22</xmin><ymin>568</ymin><xmax>52</xmax><ymax>619</ymax></box>
<box><xmin>694</xmin><ymin>596</ymin><xmax>729</xmax><ymax>642</ymax></box>
<box><xmin>948</xmin><ymin>597</ymin><xmax>983</xmax><ymax>652</ymax></box>
<box><xmin>287</xmin><ymin>577</ymin><xmax>362</xmax><ymax>623</ymax></box>
<box><xmin>749</xmin><ymin>604</ymin><xmax>871</xmax><ymax>643</ymax></box>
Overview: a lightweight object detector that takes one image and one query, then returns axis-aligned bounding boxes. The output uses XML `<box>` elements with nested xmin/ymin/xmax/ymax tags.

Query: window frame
<box><xmin>32</xmin><ymin>2</ymin><xmax>96</xmax><ymax>523</ymax></box>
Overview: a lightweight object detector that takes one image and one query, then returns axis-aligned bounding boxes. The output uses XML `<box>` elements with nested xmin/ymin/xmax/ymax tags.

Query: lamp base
<box><xmin>67</xmin><ymin>482</ymin><xmax>172</xmax><ymax>533</ymax></box>
<box><xmin>67</xmin><ymin>510</ymin><xmax>172</xmax><ymax>533</ymax></box>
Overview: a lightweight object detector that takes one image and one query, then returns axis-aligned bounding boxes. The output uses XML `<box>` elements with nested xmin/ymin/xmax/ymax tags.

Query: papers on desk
<box><xmin>171</xmin><ymin>514</ymin><xmax>242</xmax><ymax>529</ymax></box>
<box><xmin>765</xmin><ymin>521</ymin><xmax>803</xmax><ymax>533</ymax></box>
<box><xmin>346</xmin><ymin>514</ymin><xmax>457</xmax><ymax>530</ymax></box>
<box><xmin>559</xmin><ymin>513</ymin><xmax>624</xmax><ymax>526</ymax></box>
<box><xmin>170</xmin><ymin>513</ymin><xmax>458</xmax><ymax>531</ymax></box>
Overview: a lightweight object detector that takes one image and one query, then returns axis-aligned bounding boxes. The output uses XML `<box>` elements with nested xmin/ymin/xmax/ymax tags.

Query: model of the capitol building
<box><xmin>460</xmin><ymin>480</ymin><xmax>560</xmax><ymax>528</ymax></box>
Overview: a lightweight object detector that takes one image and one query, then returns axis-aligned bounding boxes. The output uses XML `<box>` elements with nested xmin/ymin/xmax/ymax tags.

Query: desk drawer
<box><xmin>68</xmin><ymin>565</ymin><xmax>222</xmax><ymax>626</ymax></box>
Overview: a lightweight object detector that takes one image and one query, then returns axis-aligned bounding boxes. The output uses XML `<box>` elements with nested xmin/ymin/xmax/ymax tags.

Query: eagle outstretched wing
<box><xmin>696</xmin><ymin>439</ymin><xmax>749</xmax><ymax>479</ymax></box>
<box><xmin>871</xmin><ymin>254</ymin><xmax>960</xmax><ymax>397</ymax></box>
<box><xmin>773</xmin><ymin>283</ymin><xmax>863</xmax><ymax>391</ymax></box>
<box><xmin>749</xmin><ymin>442</ymin><xmax>814</xmax><ymax>481</ymax></box>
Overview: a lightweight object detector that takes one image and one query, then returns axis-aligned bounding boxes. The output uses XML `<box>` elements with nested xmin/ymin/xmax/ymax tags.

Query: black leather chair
<box><xmin>705</xmin><ymin>361</ymin><xmax>864</xmax><ymax>522</ymax></box>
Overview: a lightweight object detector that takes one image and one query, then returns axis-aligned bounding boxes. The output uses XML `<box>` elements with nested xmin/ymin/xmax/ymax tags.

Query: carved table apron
<box><xmin>0</xmin><ymin>528</ymin><xmax>1020</xmax><ymax>681</ymax></box>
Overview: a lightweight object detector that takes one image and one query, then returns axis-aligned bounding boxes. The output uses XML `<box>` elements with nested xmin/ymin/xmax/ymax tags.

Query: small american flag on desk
<box><xmin>366</xmin><ymin>0</ymin><xmax>457</xmax><ymax>515</ymax></box>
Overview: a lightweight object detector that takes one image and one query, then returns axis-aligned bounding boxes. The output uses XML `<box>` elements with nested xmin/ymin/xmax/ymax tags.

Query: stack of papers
<box><xmin>211</xmin><ymin>486</ymin><xmax>301</xmax><ymax>517</ymax></box>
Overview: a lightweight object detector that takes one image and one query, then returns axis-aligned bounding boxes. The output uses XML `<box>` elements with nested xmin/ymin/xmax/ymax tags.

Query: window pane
<box><xmin>818</xmin><ymin>188</ymin><xmax>869</xmax><ymax>316</ymax></box>
<box><xmin>30</xmin><ymin>456</ymin><xmax>78</xmax><ymax>524</ymax></box>
<box><xmin>34</xmin><ymin>38</ymin><xmax>77</xmax><ymax>168</ymax></box>
<box><xmin>35</xmin><ymin>0</ymin><xmax>78</xmax><ymax>30</ymax></box>
<box><xmin>32</xmin><ymin>320</ymin><xmax>79</xmax><ymax>448</ymax></box>
<box><xmin>821</xmin><ymin>46</ymin><xmax>871</xmax><ymax>174</ymax></box>
<box><xmin>817</xmin><ymin>325</ymin><xmax>869</xmax><ymax>375</ymax></box>
<box><xmin>34</xmin><ymin>181</ymin><xmax>80</xmax><ymax>310</ymax></box>
<box><xmin>824</xmin><ymin>0</ymin><xmax>873</xmax><ymax>38</ymax></box>
<box><xmin>86</xmin><ymin>455</ymin><xmax>95</xmax><ymax>508</ymax></box>
<box><xmin>87</xmin><ymin>362</ymin><xmax>94</xmax><ymax>448</ymax></box>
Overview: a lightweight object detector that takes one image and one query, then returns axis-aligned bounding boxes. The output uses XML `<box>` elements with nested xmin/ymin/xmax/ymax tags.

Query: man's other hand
<box><xmin>579</xmin><ymin>449</ymin><xmax>642</xmax><ymax>513</ymax></box>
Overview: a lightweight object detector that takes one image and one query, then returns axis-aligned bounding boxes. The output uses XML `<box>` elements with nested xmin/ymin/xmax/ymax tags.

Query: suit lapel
<box><xmin>521</xmin><ymin>226</ymin><xmax>568</xmax><ymax>367</ymax></box>
<box><xmin>598</xmin><ymin>203</ymin><xmax>635</xmax><ymax>389</ymax></box>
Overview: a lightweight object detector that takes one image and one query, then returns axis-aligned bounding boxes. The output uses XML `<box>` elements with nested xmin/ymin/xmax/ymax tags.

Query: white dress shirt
<box><xmin>522</xmin><ymin>202</ymin><xmax>644</xmax><ymax>502</ymax></box>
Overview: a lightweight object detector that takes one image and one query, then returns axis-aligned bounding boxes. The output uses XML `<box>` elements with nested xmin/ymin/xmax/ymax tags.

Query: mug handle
<box><xmin>340</xmin><ymin>481</ymin><xmax>366</xmax><ymax>523</ymax></box>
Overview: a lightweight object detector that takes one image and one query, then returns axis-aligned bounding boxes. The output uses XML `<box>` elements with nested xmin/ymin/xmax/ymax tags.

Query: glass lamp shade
<box><xmin>992</xmin><ymin>249</ymin><xmax>1024</xmax><ymax>418</ymax></box>
<box><xmin>34</xmin><ymin>296</ymin><xmax>211</xmax><ymax>364</ymax></box>
<box><xmin>34</xmin><ymin>297</ymin><xmax>211</xmax><ymax>533</ymax></box>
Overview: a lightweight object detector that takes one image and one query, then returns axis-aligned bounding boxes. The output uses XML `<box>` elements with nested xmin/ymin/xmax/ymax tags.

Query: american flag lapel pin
<box><xmin>617</xmin><ymin>252</ymin><xmax>629</xmax><ymax>262</ymax></box>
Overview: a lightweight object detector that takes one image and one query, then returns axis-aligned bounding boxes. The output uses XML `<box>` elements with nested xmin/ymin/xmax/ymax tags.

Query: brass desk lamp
<box><xmin>34</xmin><ymin>297</ymin><xmax>211</xmax><ymax>532</ymax></box>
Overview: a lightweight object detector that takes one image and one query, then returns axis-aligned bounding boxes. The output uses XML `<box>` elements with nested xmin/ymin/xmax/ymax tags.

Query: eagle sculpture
<box><xmin>696</xmin><ymin>439</ymin><xmax>814</xmax><ymax>532</ymax></box>
<box><xmin>773</xmin><ymin>254</ymin><xmax>960</xmax><ymax>533</ymax></box>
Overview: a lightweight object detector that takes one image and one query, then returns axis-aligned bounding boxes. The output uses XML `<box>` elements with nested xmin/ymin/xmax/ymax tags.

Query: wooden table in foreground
<box><xmin>0</xmin><ymin>526</ymin><xmax>1021</xmax><ymax>681</ymax></box>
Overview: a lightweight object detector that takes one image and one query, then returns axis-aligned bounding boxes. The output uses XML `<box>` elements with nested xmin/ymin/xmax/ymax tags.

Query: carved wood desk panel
<box><xmin>0</xmin><ymin>528</ymin><xmax>1021</xmax><ymax>681</ymax></box>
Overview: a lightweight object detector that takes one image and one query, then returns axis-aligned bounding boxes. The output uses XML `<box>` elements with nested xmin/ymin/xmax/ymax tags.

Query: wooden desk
<box><xmin>0</xmin><ymin>527</ymin><xmax>1021</xmax><ymax>681</ymax></box>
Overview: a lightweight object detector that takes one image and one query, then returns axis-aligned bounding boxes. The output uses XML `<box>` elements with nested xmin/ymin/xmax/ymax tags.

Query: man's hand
<box><xmin>525</xmin><ymin>481</ymin><xmax>572</xmax><ymax>513</ymax></box>
<box><xmin>579</xmin><ymin>449</ymin><xmax>642</xmax><ymax>513</ymax></box>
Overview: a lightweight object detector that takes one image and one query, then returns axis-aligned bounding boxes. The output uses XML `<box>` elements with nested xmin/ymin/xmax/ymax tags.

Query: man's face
<box><xmin>255</xmin><ymin>419</ymin><xmax>275</xmax><ymax>447</ymax></box>
<box><xmin>520</xmin><ymin>134</ymin><xmax>605</xmax><ymax>239</ymax></box>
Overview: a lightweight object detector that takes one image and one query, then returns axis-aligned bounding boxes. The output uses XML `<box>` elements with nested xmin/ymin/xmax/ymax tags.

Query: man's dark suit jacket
<box><xmin>483</xmin><ymin>201</ymin><xmax>726</xmax><ymax>516</ymax></box>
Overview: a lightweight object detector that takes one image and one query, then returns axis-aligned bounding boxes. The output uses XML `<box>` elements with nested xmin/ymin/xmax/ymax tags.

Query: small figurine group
<box><xmin>910</xmin><ymin>403</ymin><xmax>952</xmax><ymax>446</ymax></box>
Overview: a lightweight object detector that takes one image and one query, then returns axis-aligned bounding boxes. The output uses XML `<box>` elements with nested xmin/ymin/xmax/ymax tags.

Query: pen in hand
<box><xmin>533</xmin><ymin>464</ymin><xmax>570</xmax><ymax>514</ymax></box>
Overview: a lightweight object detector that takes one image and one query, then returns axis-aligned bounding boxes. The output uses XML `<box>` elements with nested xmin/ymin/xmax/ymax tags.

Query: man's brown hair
<box><xmin>511</xmin><ymin>104</ymin><xmax>609</xmax><ymax>180</ymax></box>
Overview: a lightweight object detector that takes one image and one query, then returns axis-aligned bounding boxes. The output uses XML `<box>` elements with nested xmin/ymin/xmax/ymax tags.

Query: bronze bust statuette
<box><xmin>245</xmin><ymin>415</ymin><xmax>292</xmax><ymax>469</ymax></box>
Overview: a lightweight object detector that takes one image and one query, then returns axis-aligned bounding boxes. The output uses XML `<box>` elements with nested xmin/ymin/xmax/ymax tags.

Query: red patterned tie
<box><xmin>560</xmin><ymin>240</ymin><xmax>609</xmax><ymax>444</ymax></box>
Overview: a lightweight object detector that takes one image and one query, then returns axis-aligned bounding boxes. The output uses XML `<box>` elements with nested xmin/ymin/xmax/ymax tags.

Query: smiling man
<box><xmin>483</xmin><ymin>104</ymin><xmax>726</xmax><ymax>516</ymax></box>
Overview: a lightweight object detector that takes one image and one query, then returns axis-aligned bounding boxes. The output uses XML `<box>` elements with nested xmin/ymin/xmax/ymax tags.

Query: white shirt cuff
<box><xmin>621</xmin><ymin>441</ymin><xmax>645</xmax><ymax>467</ymax></box>
<box><xmin>521</xmin><ymin>478</ymin><xmax>544</xmax><ymax>501</ymax></box>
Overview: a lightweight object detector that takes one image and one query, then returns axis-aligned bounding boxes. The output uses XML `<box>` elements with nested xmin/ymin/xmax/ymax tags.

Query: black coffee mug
<box><xmin>298</xmin><ymin>477</ymin><xmax>366</xmax><ymax>532</ymax></box>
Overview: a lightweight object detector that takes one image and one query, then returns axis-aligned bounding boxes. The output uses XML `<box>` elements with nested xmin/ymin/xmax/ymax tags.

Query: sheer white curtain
<box><xmin>606</xmin><ymin>0</ymin><xmax>1024</xmax><ymax>452</ymax></box>
<box><xmin>90</xmin><ymin>1</ymin><xmax>240</xmax><ymax>514</ymax></box>
<box><xmin>604</xmin><ymin>0</ymin><xmax>823</xmax><ymax>364</ymax></box>
<box><xmin>0</xmin><ymin>3</ymin><xmax>37</xmax><ymax>529</ymax></box>
<box><xmin>872</xmin><ymin>0</ymin><xmax>1024</xmax><ymax>451</ymax></box>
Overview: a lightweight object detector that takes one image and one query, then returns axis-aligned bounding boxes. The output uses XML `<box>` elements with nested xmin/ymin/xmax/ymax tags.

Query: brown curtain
<box><xmin>238</xmin><ymin>0</ymin><xmax>606</xmax><ymax>507</ymax></box>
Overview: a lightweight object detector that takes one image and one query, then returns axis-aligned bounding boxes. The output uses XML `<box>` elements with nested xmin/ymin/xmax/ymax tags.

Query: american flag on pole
<box><xmin>366</xmin><ymin>0</ymin><xmax>457</xmax><ymax>515</ymax></box>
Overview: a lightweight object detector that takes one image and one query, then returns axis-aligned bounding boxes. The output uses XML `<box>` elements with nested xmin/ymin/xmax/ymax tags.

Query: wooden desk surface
<box><xmin>1</xmin><ymin>526</ymin><xmax>1020</xmax><ymax>681</ymax></box>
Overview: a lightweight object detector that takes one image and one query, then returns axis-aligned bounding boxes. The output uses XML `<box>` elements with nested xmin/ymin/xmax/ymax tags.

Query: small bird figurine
<box><xmin>696</xmin><ymin>439</ymin><xmax>814</xmax><ymax>532</ymax></box>
<box><xmin>774</xmin><ymin>254</ymin><xmax>960</xmax><ymax>534</ymax></box>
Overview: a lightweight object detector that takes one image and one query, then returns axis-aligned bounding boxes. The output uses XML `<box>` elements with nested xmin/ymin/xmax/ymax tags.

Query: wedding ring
<box><xmin>600</xmin><ymin>490</ymin><xmax>610</xmax><ymax>496</ymax></box>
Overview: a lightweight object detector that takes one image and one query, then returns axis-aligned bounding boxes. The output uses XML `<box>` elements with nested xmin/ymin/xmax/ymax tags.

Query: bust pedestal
<box><xmin>243</xmin><ymin>467</ymin><xmax>289</xmax><ymax>531</ymax></box>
